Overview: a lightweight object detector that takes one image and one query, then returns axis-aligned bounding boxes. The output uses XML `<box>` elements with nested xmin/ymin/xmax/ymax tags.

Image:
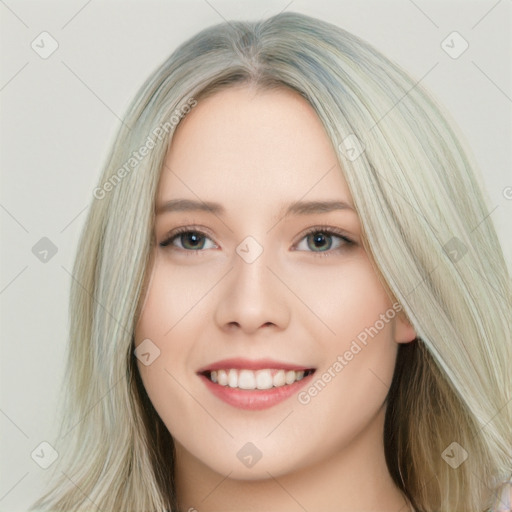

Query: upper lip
<box><xmin>197</xmin><ymin>358</ymin><xmax>315</xmax><ymax>374</ymax></box>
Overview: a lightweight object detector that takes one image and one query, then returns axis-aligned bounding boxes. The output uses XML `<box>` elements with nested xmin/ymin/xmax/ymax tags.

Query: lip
<box><xmin>196</xmin><ymin>357</ymin><xmax>313</xmax><ymax>373</ymax></box>
<box><xmin>197</xmin><ymin>358</ymin><xmax>316</xmax><ymax>411</ymax></box>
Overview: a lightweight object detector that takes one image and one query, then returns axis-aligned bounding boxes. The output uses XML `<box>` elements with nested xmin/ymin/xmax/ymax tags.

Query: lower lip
<box><xmin>198</xmin><ymin>372</ymin><xmax>315</xmax><ymax>410</ymax></box>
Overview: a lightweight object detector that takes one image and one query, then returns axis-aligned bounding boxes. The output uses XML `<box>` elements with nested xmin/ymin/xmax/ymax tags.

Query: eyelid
<box><xmin>292</xmin><ymin>225</ymin><xmax>355</xmax><ymax>248</ymax></box>
<box><xmin>159</xmin><ymin>225</ymin><xmax>218</xmax><ymax>249</ymax></box>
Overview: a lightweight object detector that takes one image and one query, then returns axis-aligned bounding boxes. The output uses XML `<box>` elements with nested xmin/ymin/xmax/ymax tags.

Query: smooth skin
<box><xmin>135</xmin><ymin>85</ymin><xmax>417</xmax><ymax>512</ymax></box>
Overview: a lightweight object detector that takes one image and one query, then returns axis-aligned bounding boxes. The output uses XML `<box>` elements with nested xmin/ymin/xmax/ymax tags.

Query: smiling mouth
<box><xmin>200</xmin><ymin>368</ymin><xmax>316</xmax><ymax>390</ymax></box>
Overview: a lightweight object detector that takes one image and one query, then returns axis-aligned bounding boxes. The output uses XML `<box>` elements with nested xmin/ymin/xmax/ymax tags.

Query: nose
<box><xmin>213</xmin><ymin>245</ymin><xmax>291</xmax><ymax>335</ymax></box>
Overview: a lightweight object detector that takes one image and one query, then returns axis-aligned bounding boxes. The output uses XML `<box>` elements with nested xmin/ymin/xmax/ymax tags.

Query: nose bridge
<box><xmin>235</xmin><ymin>235</ymin><xmax>266</xmax><ymax>267</ymax></box>
<box><xmin>213</xmin><ymin>232</ymin><xmax>290</xmax><ymax>333</ymax></box>
<box><xmin>231</xmin><ymin>232</ymin><xmax>276</xmax><ymax>302</ymax></box>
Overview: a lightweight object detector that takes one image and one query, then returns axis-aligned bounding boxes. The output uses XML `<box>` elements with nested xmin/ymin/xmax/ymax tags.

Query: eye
<box><xmin>159</xmin><ymin>225</ymin><xmax>356</xmax><ymax>256</ymax></box>
<box><xmin>159</xmin><ymin>227</ymin><xmax>217</xmax><ymax>252</ymax></box>
<box><xmin>294</xmin><ymin>226</ymin><xmax>355</xmax><ymax>256</ymax></box>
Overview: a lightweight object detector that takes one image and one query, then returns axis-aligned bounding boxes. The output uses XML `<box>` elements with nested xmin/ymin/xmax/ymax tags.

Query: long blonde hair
<box><xmin>30</xmin><ymin>12</ymin><xmax>511</xmax><ymax>512</ymax></box>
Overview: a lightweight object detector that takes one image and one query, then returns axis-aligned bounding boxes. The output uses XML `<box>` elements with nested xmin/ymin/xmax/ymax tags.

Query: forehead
<box><xmin>156</xmin><ymin>85</ymin><xmax>353</xmax><ymax>214</ymax></box>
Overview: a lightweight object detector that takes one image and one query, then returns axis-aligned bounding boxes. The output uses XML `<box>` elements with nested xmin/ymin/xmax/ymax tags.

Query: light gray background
<box><xmin>1</xmin><ymin>1</ymin><xmax>511</xmax><ymax>510</ymax></box>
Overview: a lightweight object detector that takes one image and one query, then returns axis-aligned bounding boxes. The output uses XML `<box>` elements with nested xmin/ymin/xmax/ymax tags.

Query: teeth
<box><xmin>238</xmin><ymin>369</ymin><xmax>256</xmax><ymax>389</ymax></box>
<box><xmin>255</xmin><ymin>369</ymin><xmax>273</xmax><ymax>390</ymax></box>
<box><xmin>228</xmin><ymin>369</ymin><xmax>238</xmax><ymax>388</ymax></box>
<box><xmin>273</xmin><ymin>369</ymin><xmax>285</xmax><ymax>387</ymax></box>
<box><xmin>217</xmin><ymin>370</ymin><xmax>228</xmax><ymax>386</ymax></box>
<box><xmin>285</xmin><ymin>370</ymin><xmax>296</xmax><ymax>384</ymax></box>
<box><xmin>206</xmin><ymin>368</ymin><xmax>309</xmax><ymax>390</ymax></box>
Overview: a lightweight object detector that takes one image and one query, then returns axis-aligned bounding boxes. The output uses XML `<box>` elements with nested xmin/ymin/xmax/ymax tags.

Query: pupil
<box><xmin>184</xmin><ymin>232</ymin><xmax>203</xmax><ymax>249</ymax></box>
<box><xmin>309</xmin><ymin>232</ymin><xmax>331</xmax><ymax>251</ymax></box>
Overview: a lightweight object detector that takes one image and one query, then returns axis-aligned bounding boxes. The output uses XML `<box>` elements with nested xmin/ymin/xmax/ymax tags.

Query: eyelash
<box><xmin>159</xmin><ymin>225</ymin><xmax>355</xmax><ymax>258</ymax></box>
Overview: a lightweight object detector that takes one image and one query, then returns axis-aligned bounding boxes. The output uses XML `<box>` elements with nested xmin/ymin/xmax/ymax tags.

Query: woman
<box><xmin>30</xmin><ymin>11</ymin><xmax>511</xmax><ymax>512</ymax></box>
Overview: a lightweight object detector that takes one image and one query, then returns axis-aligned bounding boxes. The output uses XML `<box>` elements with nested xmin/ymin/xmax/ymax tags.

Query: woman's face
<box><xmin>135</xmin><ymin>85</ymin><xmax>415</xmax><ymax>480</ymax></box>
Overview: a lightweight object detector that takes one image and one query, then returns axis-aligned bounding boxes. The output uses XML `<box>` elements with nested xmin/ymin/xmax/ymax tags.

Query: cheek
<box><xmin>133</xmin><ymin>256</ymin><xmax>217</xmax><ymax>435</ymax></box>
<box><xmin>134</xmin><ymin>299</ymin><xmax>198</xmax><ymax>449</ymax></box>
<box><xmin>135</xmin><ymin>254</ymin><xmax>215</xmax><ymax>346</ymax></box>
<box><xmin>134</xmin><ymin>263</ymin><xmax>182</xmax><ymax>408</ymax></box>
<box><xmin>289</xmin><ymin>252</ymin><xmax>394</xmax><ymax>343</ymax></box>
<box><xmin>293</xmin><ymin>254</ymin><xmax>398</xmax><ymax>415</ymax></box>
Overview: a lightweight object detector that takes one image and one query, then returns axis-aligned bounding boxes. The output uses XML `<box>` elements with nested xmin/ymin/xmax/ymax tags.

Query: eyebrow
<box><xmin>156</xmin><ymin>198</ymin><xmax>355</xmax><ymax>218</ymax></box>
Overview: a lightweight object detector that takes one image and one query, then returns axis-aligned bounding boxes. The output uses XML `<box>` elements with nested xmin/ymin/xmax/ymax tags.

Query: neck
<box><xmin>173</xmin><ymin>405</ymin><xmax>410</xmax><ymax>512</ymax></box>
